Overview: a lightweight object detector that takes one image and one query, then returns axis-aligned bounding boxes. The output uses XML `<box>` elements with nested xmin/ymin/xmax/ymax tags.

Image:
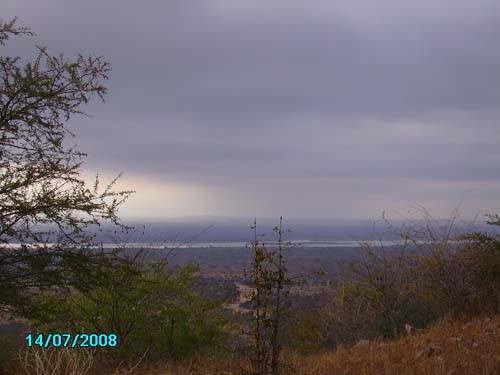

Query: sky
<box><xmin>3</xmin><ymin>0</ymin><xmax>500</xmax><ymax>221</ymax></box>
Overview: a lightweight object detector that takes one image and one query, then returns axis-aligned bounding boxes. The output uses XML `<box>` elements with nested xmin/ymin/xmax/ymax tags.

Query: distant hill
<box><xmin>94</xmin><ymin>216</ymin><xmax>500</xmax><ymax>243</ymax></box>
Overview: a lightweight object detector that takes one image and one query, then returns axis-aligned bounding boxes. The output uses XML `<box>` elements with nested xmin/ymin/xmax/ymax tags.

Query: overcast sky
<box><xmin>3</xmin><ymin>0</ymin><xmax>500</xmax><ymax>220</ymax></box>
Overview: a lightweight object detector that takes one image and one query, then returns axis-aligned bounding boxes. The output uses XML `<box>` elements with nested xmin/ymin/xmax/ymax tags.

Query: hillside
<box><xmin>133</xmin><ymin>314</ymin><xmax>500</xmax><ymax>375</ymax></box>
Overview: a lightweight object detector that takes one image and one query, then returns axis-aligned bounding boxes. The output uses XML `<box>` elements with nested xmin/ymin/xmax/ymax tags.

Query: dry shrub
<box><xmin>312</xmin><ymin>210</ymin><xmax>500</xmax><ymax>347</ymax></box>
<box><xmin>456</xmin><ymin>231</ymin><xmax>500</xmax><ymax>314</ymax></box>
<box><xmin>17</xmin><ymin>347</ymin><xmax>94</xmax><ymax>375</ymax></box>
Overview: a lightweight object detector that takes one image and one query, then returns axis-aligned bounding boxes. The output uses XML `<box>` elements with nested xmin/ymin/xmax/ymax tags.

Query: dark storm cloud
<box><xmin>3</xmin><ymin>0</ymin><xmax>500</xmax><ymax>217</ymax></box>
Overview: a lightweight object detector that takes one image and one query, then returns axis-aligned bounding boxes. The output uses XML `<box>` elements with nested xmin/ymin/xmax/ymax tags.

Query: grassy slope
<box><xmin>8</xmin><ymin>314</ymin><xmax>500</xmax><ymax>374</ymax></box>
<box><xmin>288</xmin><ymin>315</ymin><xmax>500</xmax><ymax>375</ymax></box>
<box><xmin>142</xmin><ymin>314</ymin><xmax>500</xmax><ymax>375</ymax></box>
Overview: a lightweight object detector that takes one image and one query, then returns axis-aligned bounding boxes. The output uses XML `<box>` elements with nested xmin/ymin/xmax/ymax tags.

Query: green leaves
<box><xmin>0</xmin><ymin>17</ymin><xmax>33</xmax><ymax>46</ymax></box>
<box><xmin>32</xmin><ymin>261</ymin><xmax>224</xmax><ymax>359</ymax></box>
<box><xmin>0</xmin><ymin>18</ymin><xmax>132</xmax><ymax>314</ymax></box>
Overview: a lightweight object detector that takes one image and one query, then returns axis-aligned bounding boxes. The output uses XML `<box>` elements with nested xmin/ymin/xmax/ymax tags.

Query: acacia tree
<box><xmin>0</xmin><ymin>18</ymin><xmax>133</xmax><ymax>314</ymax></box>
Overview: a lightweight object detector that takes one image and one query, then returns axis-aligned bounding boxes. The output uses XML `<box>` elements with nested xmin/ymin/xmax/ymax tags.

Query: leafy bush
<box><xmin>30</xmin><ymin>260</ymin><xmax>225</xmax><ymax>360</ymax></box>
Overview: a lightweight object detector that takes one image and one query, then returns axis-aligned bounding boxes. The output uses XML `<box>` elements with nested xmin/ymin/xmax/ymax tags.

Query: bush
<box><xmin>315</xmin><ymin>213</ymin><xmax>500</xmax><ymax>348</ymax></box>
<box><xmin>18</xmin><ymin>347</ymin><xmax>94</xmax><ymax>375</ymax></box>
<box><xmin>29</xmin><ymin>260</ymin><xmax>225</xmax><ymax>360</ymax></box>
<box><xmin>456</xmin><ymin>232</ymin><xmax>500</xmax><ymax>314</ymax></box>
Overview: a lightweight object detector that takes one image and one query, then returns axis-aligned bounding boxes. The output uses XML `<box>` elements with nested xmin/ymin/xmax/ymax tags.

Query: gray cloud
<box><xmin>3</xmin><ymin>0</ymin><xmax>500</xmax><ymax>218</ymax></box>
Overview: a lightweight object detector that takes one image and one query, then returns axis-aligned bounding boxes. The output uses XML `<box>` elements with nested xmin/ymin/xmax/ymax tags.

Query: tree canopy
<box><xmin>0</xmin><ymin>17</ymin><xmax>133</xmax><ymax>313</ymax></box>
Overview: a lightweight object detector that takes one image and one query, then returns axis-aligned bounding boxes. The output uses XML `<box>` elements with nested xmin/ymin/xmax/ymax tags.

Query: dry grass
<box><xmin>9</xmin><ymin>315</ymin><xmax>500</xmax><ymax>374</ymax></box>
<box><xmin>16</xmin><ymin>347</ymin><xmax>95</xmax><ymax>375</ymax></box>
<box><xmin>286</xmin><ymin>315</ymin><xmax>500</xmax><ymax>375</ymax></box>
<box><xmin>135</xmin><ymin>315</ymin><xmax>500</xmax><ymax>375</ymax></box>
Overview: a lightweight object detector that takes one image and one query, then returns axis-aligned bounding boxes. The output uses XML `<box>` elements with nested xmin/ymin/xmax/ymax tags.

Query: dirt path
<box><xmin>224</xmin><ymin>282</ymin><xmax>254</xmax><ymax>314</ymax></box>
